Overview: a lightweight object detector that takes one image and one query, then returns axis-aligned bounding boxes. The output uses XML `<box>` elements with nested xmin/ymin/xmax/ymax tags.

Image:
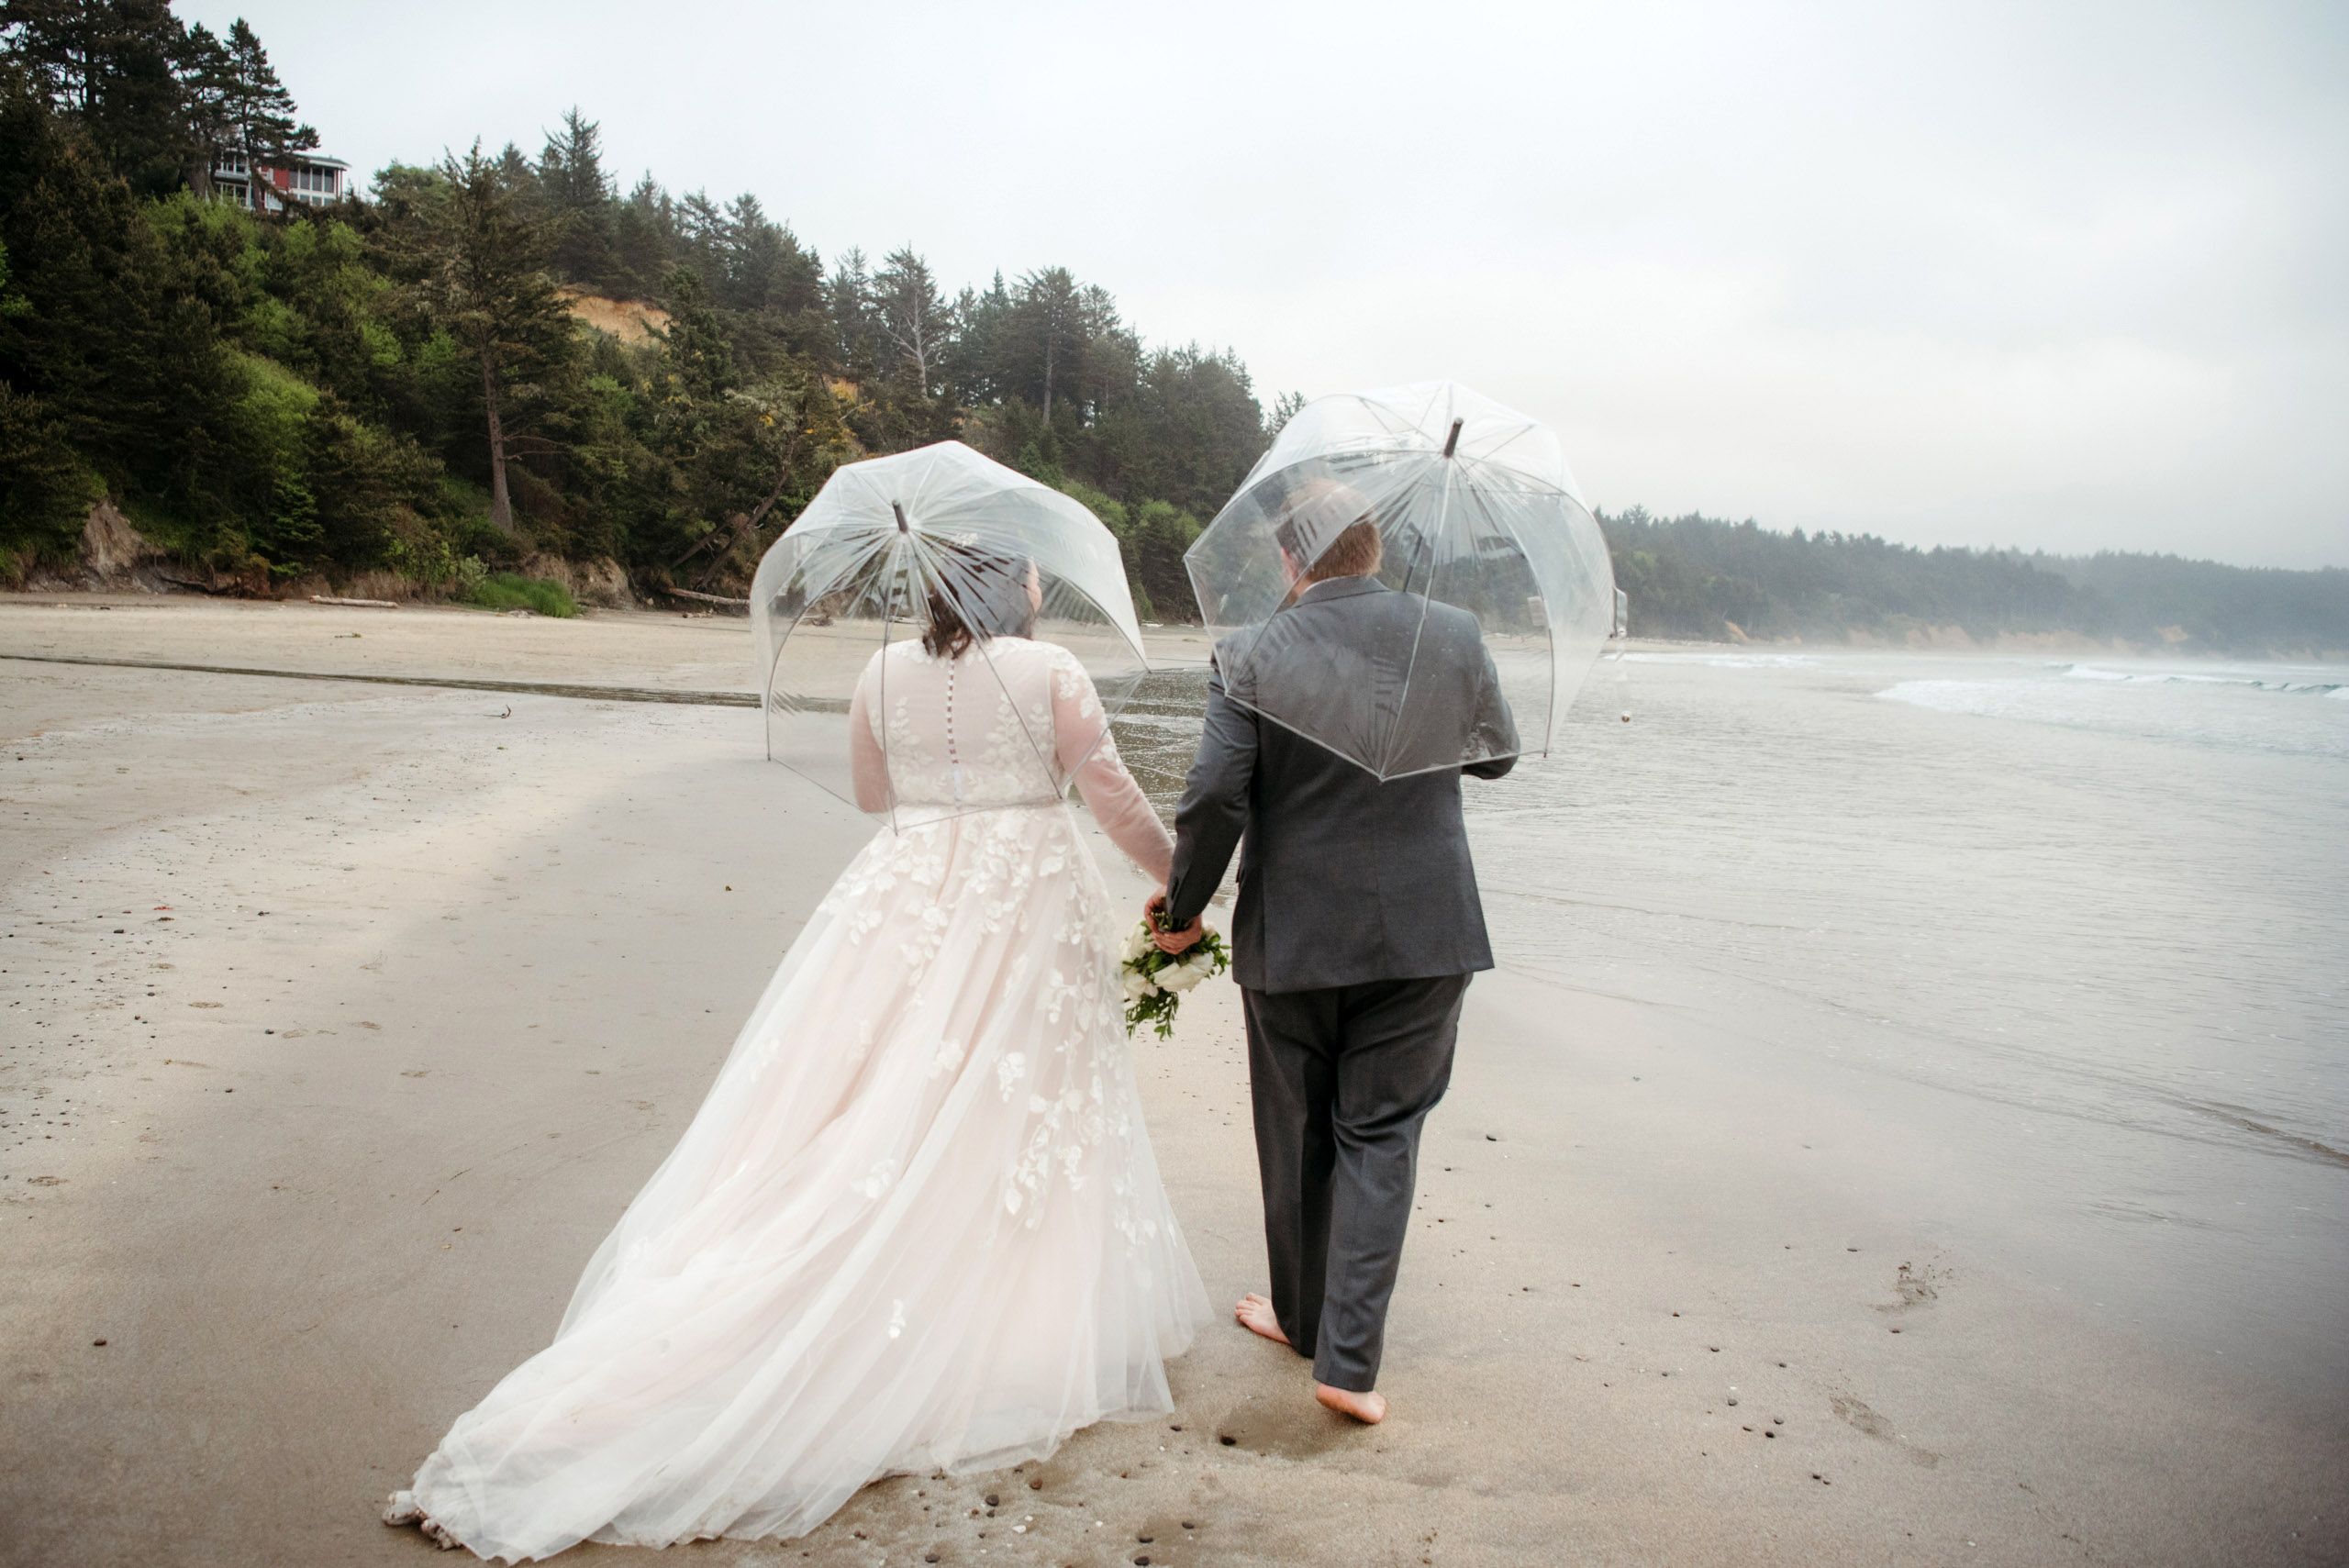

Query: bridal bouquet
<box><xmin>1120</xmin><ymin>917</ymin><xmax>1230</xmax><ymax>1039</ymax></box>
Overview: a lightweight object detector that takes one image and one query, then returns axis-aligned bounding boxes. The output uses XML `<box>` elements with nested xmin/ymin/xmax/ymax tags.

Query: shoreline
<box><xmin>10</xmin><ymin>588</ymin><xmax>2343</xmax><ymax>665</ymax></box>
<box><xmin>3</xmin><ymin>598</ymin><xmax>2343</xmax><ymax>1567</ymax></box>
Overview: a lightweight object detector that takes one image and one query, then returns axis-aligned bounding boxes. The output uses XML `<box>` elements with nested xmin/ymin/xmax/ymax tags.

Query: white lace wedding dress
<box><xmin>394</xmin><ymin>636</ymin><xmax>1209</xmax><ymax>1562</ymax></box>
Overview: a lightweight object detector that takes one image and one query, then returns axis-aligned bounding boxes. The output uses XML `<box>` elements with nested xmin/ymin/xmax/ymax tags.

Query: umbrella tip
<box><xmin>1442</xmin><ymin>418</ymin><xmax>1464</xmax><ymax>459</ymax></box>
<box><xmin>892</xmin><ymin>502</ymin><xmax>908</xmax><ymax>533</ymax></box>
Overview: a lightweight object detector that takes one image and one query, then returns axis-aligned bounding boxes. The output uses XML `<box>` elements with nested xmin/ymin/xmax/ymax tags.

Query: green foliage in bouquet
<box><xmin>1119</xmin><ymin>917</ymin><xmax>1230</xmax><ymax>1040</ymax></box>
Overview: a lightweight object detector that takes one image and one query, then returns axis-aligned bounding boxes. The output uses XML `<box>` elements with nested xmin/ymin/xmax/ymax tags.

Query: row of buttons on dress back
<box><xmin>943</xmin><ymin>660</ymin><xmax>963</xmax><ymax>801</ymax></box>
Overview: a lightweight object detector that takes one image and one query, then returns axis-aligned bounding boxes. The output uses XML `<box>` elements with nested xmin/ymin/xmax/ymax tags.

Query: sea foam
<box><xmin>2062</xmin><ymin>664</ymin><xmax>2341</xmax><ymax>696</ymax></box>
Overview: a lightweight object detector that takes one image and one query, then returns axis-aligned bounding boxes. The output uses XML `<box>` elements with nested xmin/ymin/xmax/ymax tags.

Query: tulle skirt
<box><xmin>406</xmin><ymin>805</ymin><xmax>1210</xmax><ymax>1561</ymax></box>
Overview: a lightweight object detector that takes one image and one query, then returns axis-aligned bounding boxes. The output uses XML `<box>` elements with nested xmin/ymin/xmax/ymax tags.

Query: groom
<box><xmin>1149</xmin><ymin>482</ymin><xmax>1518</xmax><ymax>1424</ymax></box>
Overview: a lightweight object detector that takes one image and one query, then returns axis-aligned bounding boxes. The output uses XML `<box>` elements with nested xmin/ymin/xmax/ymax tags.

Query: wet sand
<box><xmin>2</xmin><ymin>595</ymin><xmax>2342</xmax><ymax>1567</ymax></box>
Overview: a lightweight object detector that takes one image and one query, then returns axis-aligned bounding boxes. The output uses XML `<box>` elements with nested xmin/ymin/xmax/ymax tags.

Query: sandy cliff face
<box><xmin>557</xmin><ymin>287</ymin><xmax>673</xmax><ymax>346</ymax></box>
<box><xmin>75</xmin><ymin>499</ymin><xmax>156</xmax><ymax>581</ymax></box>
<box><xmin>30</xmin><ymin>500</ymin><xmax>182</xmax><ymax>595</ymax></box>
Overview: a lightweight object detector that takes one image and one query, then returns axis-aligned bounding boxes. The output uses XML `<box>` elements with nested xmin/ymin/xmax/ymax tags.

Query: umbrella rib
<box><xmin>761</xmin><ymin>527</ymin><xmax>902</xmax><ymax>756</ymax></box>
<box><xmin>1475</xmin><ymin>420</ymin><xmax>1541</xmax><ymax>465</ymax></box>
<box><xmin>1376</xmin><ymin>458</ymin><xmax>1452</xmax><ymax>777</ymax></box>
<box><xmin>1475</xmin><ymin>480</ymin><xmax>1558</xmax><ymax>762</ymax></box>
<box><xmin>1434</xmin><ymin>464</ymin><xmax>1564</xmax><ymax>763</ymax></box>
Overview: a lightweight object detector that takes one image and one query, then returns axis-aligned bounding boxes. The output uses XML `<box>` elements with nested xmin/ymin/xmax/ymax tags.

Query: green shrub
<box><xmin>228</xmin><ymin>350</ymin><xmax>321</xmax><ymax>570</ymax></box>
<box><xmin>465</xmin><ymin>572</ymin><xmax>578</xmax><ymax>617</ymax></box>
<box><xmin>449</xmin><ymin>513</ymin><xmax>520</xmax><ymax>569</ymax></box>
<box><xmin>0</xmin><ymin>384</ymin><xmax>103</xmax><ymax>562</ymax></box>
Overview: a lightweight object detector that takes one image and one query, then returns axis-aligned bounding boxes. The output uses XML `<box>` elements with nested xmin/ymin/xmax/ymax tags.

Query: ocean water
<box><xmin>1116</xmin><ymin>648</ymin><xmax>2349</xmax><ymax>1390</ymax></box>
<box><xmin>1486</xmin><ymin>651</ymin><xmax>2349</xmax><ymax>1144</ymax></box>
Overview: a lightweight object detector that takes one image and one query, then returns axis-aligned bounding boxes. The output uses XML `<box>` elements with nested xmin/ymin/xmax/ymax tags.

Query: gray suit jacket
<box><xmin>1163</xmin><ymin>576</ymin><xmax>1518</xmax><ymax>994</ymax></box>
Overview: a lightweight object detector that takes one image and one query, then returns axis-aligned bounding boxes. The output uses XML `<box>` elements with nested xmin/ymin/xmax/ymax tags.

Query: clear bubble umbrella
<box><xmin>1183</xmin><ymin>381</ymin><xmax>1616</xmax><ymax>779</ymax></box>
<box><xmin>751</xmin><ymin>440</ymin><xmax>1147</xmax><ymax>827</ymax></box>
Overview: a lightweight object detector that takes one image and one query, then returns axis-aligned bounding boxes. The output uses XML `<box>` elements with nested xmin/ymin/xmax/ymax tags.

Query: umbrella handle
<box><xmin>892</xmin><ymin>502</ymin><xmax>909</xmax><ymax>532</ymax></box>
<box><xmin>1442</xmin><ymin>417</ymin><xmax>1464</xmax><ymax>459</ymax></box>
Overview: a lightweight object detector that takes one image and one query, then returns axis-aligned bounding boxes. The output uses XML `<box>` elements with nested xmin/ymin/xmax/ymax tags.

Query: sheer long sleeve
<box><xmin>846</xmin><ymin>661</ymin><xmax>891</xmax><ymax>814</ymax></box>
<box><xmin>1052</xmin><ymin>653</ymin><xmax>1172</xmax><ymax>881</ymax></box>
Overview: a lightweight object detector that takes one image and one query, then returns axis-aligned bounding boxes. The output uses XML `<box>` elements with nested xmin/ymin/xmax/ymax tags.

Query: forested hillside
<box><xmin>2</xmin><ymin>5</ymin><xmax>2341</xmax><ymax>656</ymax></box>
<box><xmin>1604</xmin><ymin>509</ymin><xmax>2349</xmax><ymax>655</ymax></box>
<box><xmin>0</xmin><ymin>6</ymin><xmax>1263</xmax><ymax>618</ymax></box>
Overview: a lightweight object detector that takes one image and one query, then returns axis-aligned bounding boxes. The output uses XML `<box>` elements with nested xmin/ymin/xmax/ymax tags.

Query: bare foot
<box><xmin>384</xmin><ymin>1490</ymin><xmax>462</xmax><ymax>1551</ymax></box>
<box><xmin>1315</xmin><ymin>1383</ymin><xmax>1388</xmax><ymax>1424</ymax></box>
<box><xmin>1234</xmin><ymin>1292</ymin><xmax>1288</xmax><ymax>1346</ymax></box>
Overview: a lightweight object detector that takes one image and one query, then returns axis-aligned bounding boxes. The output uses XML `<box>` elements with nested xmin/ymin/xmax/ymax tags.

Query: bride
<box><xmin>385</xmin><ymin>542</ymin><xmax>1209</xmax><ymax>1560</ymax></box>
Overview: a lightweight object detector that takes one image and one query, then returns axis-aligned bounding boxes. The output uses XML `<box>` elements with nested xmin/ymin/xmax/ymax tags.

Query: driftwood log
<box><xmin>157</xmin><ymin>572</ymin><xmax>242</xmax><ymax>595</ymax></box>
<box><xmin>660</xmin><ymin>586</ymin><xmax>751</xmax><ymax>613</ymax></box>
<box><xmin>309</xmin><ymin>595</ymin><xmax>400</xmax><ymax>609</ymax></box>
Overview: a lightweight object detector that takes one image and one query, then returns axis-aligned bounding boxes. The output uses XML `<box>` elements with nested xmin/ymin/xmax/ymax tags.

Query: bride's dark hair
<box><xmin>921</xmin><ymin>539</ymin><xmax>1037</xmax><ymax>659</ymax></box>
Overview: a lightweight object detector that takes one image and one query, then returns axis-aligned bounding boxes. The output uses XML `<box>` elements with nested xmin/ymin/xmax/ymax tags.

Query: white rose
<box><xmin>1121</xmin><ymin>970</ymin><xmax>1159</xmax><ymax>1002</ymax></box>
<box><xmin>1157</xmin><ymin>961</ymin><xmax>1206</xmax><ymax>994</ymax></box>
<box><xmin>1122</xmin><ymin>924</ymin><xmax>1155</xmax><ymax>962</ymax></box>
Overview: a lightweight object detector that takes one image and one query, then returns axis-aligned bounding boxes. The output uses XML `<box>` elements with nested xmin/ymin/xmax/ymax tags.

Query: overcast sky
<box><xmin>184</xmin><ymin>0</ymin><xmax>2347</xmax><ymax>567</ymax></box>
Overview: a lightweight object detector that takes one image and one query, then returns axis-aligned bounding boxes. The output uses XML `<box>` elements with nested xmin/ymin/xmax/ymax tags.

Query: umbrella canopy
<box><xmin>751</xmin><ymin>440</ymin><xmax>1147</xmax><ymax>824</ymax></box>
<box><xmin>1183</xmin><ymin>381</ymin><xmax>1615</xmax><ymax>780</ymax></box>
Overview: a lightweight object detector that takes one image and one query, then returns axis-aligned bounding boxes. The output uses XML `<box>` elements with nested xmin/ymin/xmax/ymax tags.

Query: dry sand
<box><xmin>2</xmin><ymin>595</ymin><xmax>2341</xmax><ymax>1568</ymax></box>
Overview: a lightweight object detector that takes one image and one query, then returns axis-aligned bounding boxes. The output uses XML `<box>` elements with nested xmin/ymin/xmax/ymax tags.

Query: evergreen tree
<box><xmin>608</xmin><ymin>172</ymin><xmax>674</xmax><ymax>297</ymax></box>
<box><xmin>826</xmin><ymin>245</ymin><xmax>873</xmax><ymax>379</ymax></box>
<box><xmin>1266</xmin><ymin>389</ymin><xmax>1305</xmax><ymax>438</ymax></box>
<box><xmin>0</xmin><ymin>232</ymin><xmax>97</xmax><ymax>562</ymax></box>
<box><xmin>537</xmin><ymin>106</ymin><xmax>616</xmax><ymax>287</ymax></box>
<box><xmin>673</xmin><ymin>188</ymin><xmax>725</xmax><ymax>284</ymax></box>
<box><xmin>947</xmin><ymin>272</ymin><xmax>1011</xmax><ymax>406</ymax></box>
<box><xmin>655</xmin><ymin>264</ymin><xmax>735</xmax><ymax>406</ymax></box>
<box><xmin>173</xmin><ymin>20</ymin><xmax>235</xmax><ymax>196</ymax></box>
<box><xmin>2</xmin><ymin>0</ymin><xmax>190</xmax><ymax>192</ymax></box>
<box><xmin>217</xmin><ymin>17</ymin><xmax>314</xmax><ymax>174</ymax></box>
<box><xmin>392</xmin><ymin>140</ymin><xmax>573</xmax><ymax>535</ymax></box>
<box><xmin>871</xmin><ymin>246</ymin><xmax>949</xmax><ymax>398</ymax></box>
<box><xmin>1008</xmin><ymin>265</ymin><xmax>1084</xmax><ymax>427</ymax></box>
<box><xmin>0</xmin><ymin>73</ymin><xmax>232</xmax><ymax>517</ymax></box>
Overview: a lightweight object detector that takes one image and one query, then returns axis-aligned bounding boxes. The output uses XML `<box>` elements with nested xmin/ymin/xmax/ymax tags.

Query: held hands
<box><xmin>1144</xmin><ymin>888</ymin><xmax>1205</xmax><ymax>954</ymax></box>
<box><xmin>1122</xmin><ymin>896</ymin><xmax>1230</xmax><ymax>1039</ymax></box>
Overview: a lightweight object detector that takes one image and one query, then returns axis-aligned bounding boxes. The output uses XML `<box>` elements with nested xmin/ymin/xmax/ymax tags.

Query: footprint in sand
<box><xmin>1876</xmin><ymin>1259</ymin><xmax>1946</xmax><ymax>1314</ymax></box>
<box><xmin>1831</xmin><ymin>1393</ymin><xmax>1939</xmax><ymax>1467</ymax></box>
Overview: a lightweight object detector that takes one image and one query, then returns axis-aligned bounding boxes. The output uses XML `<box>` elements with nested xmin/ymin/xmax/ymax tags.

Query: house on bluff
<box><xmin>212</xmin><ymin>149</ymin><xmax>352</xmax><ymax>213</ymax></box>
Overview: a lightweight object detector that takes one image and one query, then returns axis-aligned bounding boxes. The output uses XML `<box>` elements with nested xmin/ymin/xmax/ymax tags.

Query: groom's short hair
<box><xmin>1276</xmin><ymin>478</ymin><xmax>1385</xmax><ymax>584</ymax></box>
